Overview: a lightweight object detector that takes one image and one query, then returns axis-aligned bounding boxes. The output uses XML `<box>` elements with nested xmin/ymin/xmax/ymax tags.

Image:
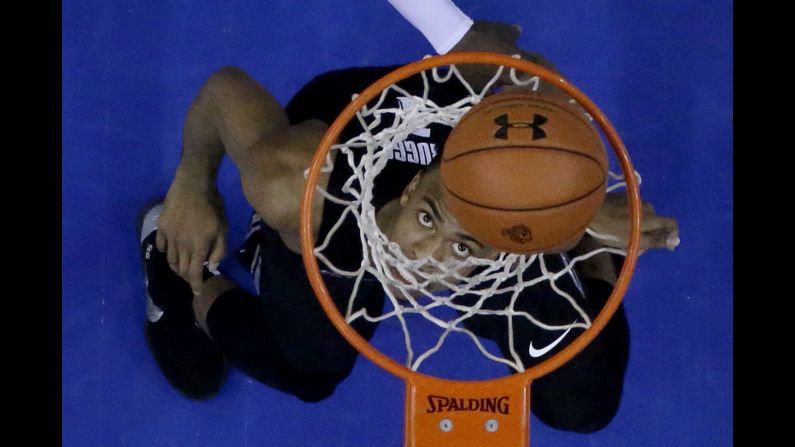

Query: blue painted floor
<box><xmin>62</xmin><ymin>1</ymin><xmax>732</xmax><ymax>445</ymax></box>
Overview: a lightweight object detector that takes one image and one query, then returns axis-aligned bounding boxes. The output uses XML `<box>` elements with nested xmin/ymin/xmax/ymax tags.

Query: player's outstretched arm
<box><xmin>387</xmin><ymin>0</ymin><xmax>557</xmax><ymax>88</ymax></box>
<box><xmin>157</xmin><ymin>66</ymin><xmax>327</xmax><ymax>293</ymax></box>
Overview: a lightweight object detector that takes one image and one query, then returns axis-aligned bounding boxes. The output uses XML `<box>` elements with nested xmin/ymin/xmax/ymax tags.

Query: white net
<box><xmin>310</xmin><ymin>57</ymin><xmax>637</xmax><ymax>375</ymax></box>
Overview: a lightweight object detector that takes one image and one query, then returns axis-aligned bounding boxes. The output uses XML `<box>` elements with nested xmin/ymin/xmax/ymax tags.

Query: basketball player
<box><xmin>139</xmin><ymin>0</ymin><xmax>679</xmax><ymax>433</ymax></box>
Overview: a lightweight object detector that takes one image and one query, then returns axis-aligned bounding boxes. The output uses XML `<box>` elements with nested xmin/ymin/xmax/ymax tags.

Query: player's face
<box><xmin>389</xmin><ymin>169</ymin><xmax>497</xmax><ymax>263</ymax></box>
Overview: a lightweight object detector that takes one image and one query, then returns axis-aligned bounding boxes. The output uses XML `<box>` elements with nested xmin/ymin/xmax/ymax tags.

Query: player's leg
<box><xmin>193</xmin><ymin>214</ymin><xmax>385</xmax><ymax>402</ymax></box>
<box><xmin>138</xmin><ymin>200</ymin><xmax>365</xmax><ymax>402</ymax></box>
<box><xmin>199</xmin><ymin>286</ymin><xmax>357</xmax><ymax>403</ymax></box>
<box><xmin>139</xmin><ymin>203</ymin><xmax>229</xmax><ymax>399</ymax></box>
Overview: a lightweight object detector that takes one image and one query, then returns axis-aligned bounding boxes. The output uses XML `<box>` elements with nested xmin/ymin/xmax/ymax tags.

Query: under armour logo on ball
<box><xmin>493</xmin><ymin>113</ymin><xmax>548</xmax><ymax>140</ymax></box>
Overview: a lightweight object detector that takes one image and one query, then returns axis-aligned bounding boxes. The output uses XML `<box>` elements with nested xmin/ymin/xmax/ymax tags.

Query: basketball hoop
<box><xmin>300</xmin><ymin>52</ymin><xmax>641</xmax><ymax>446</ymax></box>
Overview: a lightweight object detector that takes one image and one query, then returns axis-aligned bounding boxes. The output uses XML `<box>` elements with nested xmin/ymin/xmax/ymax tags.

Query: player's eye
<box><xmin>417</xmin><ymin>211</ymin><xmax>434</xmax><ymax>228</ymax></box>
<box><xmin>452</xmin><ymin>242</ymin><xmax>470</xmax><ymax>258</ymax></box>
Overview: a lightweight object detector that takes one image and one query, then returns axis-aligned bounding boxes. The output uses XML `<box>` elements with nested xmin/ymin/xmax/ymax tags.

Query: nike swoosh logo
<box><xmin>528</xmin><ymin>326</ymin><xmax>574</xmax><ymax>358</ymax></box>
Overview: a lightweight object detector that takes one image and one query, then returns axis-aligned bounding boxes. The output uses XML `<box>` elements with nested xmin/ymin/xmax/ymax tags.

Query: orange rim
<box><xmin>299</xmin><ymin>52</ymin><xmax>641</xmax><ymax>384</ymax></box>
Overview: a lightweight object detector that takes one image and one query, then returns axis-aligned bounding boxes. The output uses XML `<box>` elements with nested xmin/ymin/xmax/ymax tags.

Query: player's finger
<box><xmin>207</xmin><ymin>235</ymin><xmax>227</xmax><ymax>272</ymax></box>
<box><xmin>178</xmin><ymin>248</ymin><xmax>191</xmax><ymax>283</ymax></box>
<box><xmin>155</xmin><ymin>230</ymin><xmax>167</xmax><ymax>253</ymax></box>
<box><xmin>166</xmin><ymin>239</ymin><xmax>180</xmax><ymax>272</ymax></box>
<box><xmin>187</xmin><ymin>247</ymin><xmax>208</xmax><ymax>295</ymax></box>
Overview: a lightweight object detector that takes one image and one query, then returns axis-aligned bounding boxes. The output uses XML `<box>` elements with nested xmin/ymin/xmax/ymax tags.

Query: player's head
<box><xmin>384</xmin><ymin>162</ymin><xmax>498</xmax><ymax>263</ymax></box>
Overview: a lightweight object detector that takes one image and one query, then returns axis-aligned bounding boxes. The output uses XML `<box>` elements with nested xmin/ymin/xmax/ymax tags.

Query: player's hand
<box><xmin>449</xmin><ymin>21</ymin><xmax>557</xmax><ymax>90</ymax></box>
<box><xmin>156</xmin><ymin>177</ymin><xmax>228</xmax><ymax>295</ymax></box>
<box><xmin>588</xmin><ymin>193</ymin><xmax>680</xmax><ymax>254</ymax></box>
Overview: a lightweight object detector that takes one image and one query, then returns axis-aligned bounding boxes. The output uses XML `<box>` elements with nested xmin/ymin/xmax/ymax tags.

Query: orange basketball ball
<box><xmin>440</xmin><ymin>90</ymin><xmax>608</xmax><ymax>254</ymax></box>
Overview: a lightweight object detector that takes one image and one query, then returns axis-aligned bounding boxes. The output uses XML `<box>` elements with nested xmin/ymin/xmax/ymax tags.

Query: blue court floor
<box><xmin>63</xmin><ymin>1</ymin><xmax>732</xmax><ymax>445</ymax></box>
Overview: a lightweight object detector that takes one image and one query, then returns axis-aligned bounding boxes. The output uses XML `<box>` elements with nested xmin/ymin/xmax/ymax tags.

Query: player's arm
<box><xmin>158</xmin><ymin>66</ymin><xmax>327</xmax><ymax>293</ymax></box>
<box><xmin>387</xmin><ymin>0</ymin><xmax>557</xmax><ymax>89</ymax></box>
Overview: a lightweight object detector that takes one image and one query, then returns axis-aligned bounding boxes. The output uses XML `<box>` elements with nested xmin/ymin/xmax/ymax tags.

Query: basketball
<box><xmin>440</xmin><ymin>90</ymin><xmax>608</xmax><ymax>254</ymax></box>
